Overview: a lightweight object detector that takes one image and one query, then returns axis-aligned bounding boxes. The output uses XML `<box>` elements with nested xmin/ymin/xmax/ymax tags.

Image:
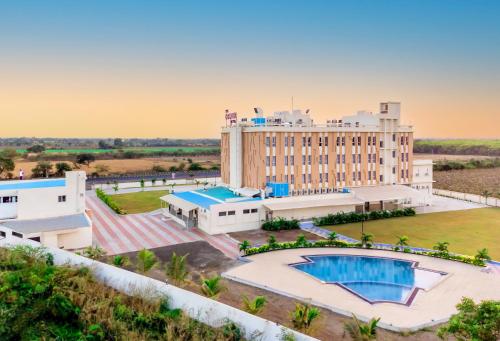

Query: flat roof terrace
<box><xmin>0</xmin><ymin>179</ymin><xmax>66</xmax><ymax>191</ymax></box>
<box><xmin>167</xmin><ymin>186</ymin><xmax>260</xmax><ymax>210</ymax></box>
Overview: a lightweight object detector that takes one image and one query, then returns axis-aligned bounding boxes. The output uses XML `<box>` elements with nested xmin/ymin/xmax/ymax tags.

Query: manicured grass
<box><xmin>109</xmin><ymin>190</ymin><xmax>169</xmax><ymax>214</ymax></box>
<box><xmin>323</xmin><ymin>208</ymin><xmax>500</xmax><ymax>260</ymax></box>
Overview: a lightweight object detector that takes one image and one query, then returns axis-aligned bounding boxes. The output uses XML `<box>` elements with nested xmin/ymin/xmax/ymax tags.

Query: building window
<box><xmin>358</xmin><ymin>171</ymin><xmax>361</xmax><ymax>180</ymax></box>
<box><xmin>336</xmin><ymin>172</ymin><xmax>340</xmax><ymax>181</ymax></box>
<box><xmin>342</xmin><ymin>155</ymin><xmax>345</xmax><ymax>164</ymax></box>
<box><xmin>336</xmin><ymin>155</ymin><xmax>340</xmax><ymax>163</ymax></box>
<box><xmin>406</xmin><ymin>136</ymin><xmax>409</xmax><ymax>144</ymax></box>
<box><xmin>401</xmin><ymin>152</ymin><xmax>404</xmax><ymax>160</ymax></box>
<box><xmin>243</xmin><ymin>209</ymin><xmax>250</xmax><ymax>214</ymax></box>
<box><xmin>265</xmin><ymin>137</ymin><xmax>270</xmax><ymax>146</ymax></box>
<box><xmin>308</xmin><ymin>155</ymin><xmax>311</xmax><ymax>165</ymax></box>
<box><xmin>12</xmin><ymin>231</ymin><xmax>23</xmax><ymax>238</ymax></box>
<box><xmin>336</xmin><ymin>137</ymin><xmax>340</xmax><ymax>146</ymax></box>
<box><xmin>352</xmin><ymin>137</ymin><xmax>356</xmax><ymax>145</ymax></box>
<box><xmin>368</xmin><ymin>171</ymin><xmax>371</xmax><ymax>180</ymax></box>
<box><xmin>352</xmin><ymin>171</ymin><xmax>356</xmax><ymax>180</ymax></box>
<box><xmin>308</xmin><ymin>174</ymin><xmax>311</xmax><ymax>182</ymax></box>
<box><xmin>380</xmin><ymin>157</ymin><xmax>383</xmax><ymax>165</ymax></box>
<box><xmin>284</xmin><ymin>136</ymin><xmax>288</xmax><ymax>147</ymax></box>
<box><xmin>319</xmin><ymin>137</ymin><xmax>322</xmax><ymax>146</ymax></box>
<box><xmin>302</xmin><ymin>155</ymin><xmax>306</xmax><ymax>165</ymax></box>
<box><xmin>251</xmin><ymin>208</ymin><xmax>258</xmax><ymax>213</ymax></box>
<box><xmin>368</xmin><ymin>136</ymin><xmax>371</xmax><ymax>145</ymax></box>
<box><xmin>272</xmin><ymin>156</ymin><xmax>276</xmax><ymax>166</ymax></box>
<box><xmin>319</xmin><ymin>173</ymin><xmax>323</xmax><ymax>182</ymax></box>
<box><xmin>357</xmin><ymin>136</ymin><xmax>361</xmax><ymax>145</ymax></box>
<box><xmin>380</xmin><ymin>174</ymin><xmax>383</xmax><ymax>182</ymax></box>
<box><xmin>307</xmin><ymin>137</ymin><xmax>311</xmax><ymax>147</ymax></box>
<box><xmin>302</xmin><ymin>137</ymin><xmax>306</xmax><ymax>147</ymax></box>
<box><xmin>342</xmin><ymin>172</ymin><xmax>345</xmax><ymax>181</ymax></box>
<box><xmin>380</xmin><ymin>140</ymin><xmax>384</xmax><ymax>148</ymax></box>
<box><xmin>219</xmin><ymin>211</ymin><xmax>227</xmax><ymax>216</ymax></box>
<box><xmin>0</xmin><ymin>231</ymin><xmax>5</xmax><ymax>237</ymax></box>
<box><xmin>392</xmin><ymin>134</ymin><xmax>396</xmax><ymax>142</ymax></box>
<box><xmin>325</xmin><ymin>173</ymin><xmax>328</xmax><ymax>182</ymax></box>
<box><xmin>272</xmin><ymin>176</ymin><xmax>276</xmax><ymax>182</ymax></box>
<box><xmin>272</xmin><ymin>136</ymin><xmax>276</xmax><ymax>147</ymax></box>
<box><xmin>324</xmin><ymin>137</ymin><xmax>328</xmax><ymax>146</ymax></box>
<box><xmin>291</xmin><ymin>137</ymin><xmax>295</xmax><ymax>146</ymax></box>
<box><xmin>358</xmin><ymin>154</ymin><xmax>361</xmax><ymax>163</ymax></box>
<box><xmin>392</xmin><ymin>150</ymin><xmax>396</xmax><ymax>158</ymax></box>
<box><xmin>58</xmin><ymin>195</ymin><xmax>66</xmax><ymax>203</ymax></box>
<box><xmin>373</xmin><ymin>137</ymin><xmax>376</xmax><ymax>146</ymax></box>
<box><xmin>291</xmin><ymin>174</ymin><xmax>295</xmax><ymax>184</ymax></box>
<box><xmin>266</xmin><ymin>176</ymin><xmax>270</xmax><ymax>183</ymax></box>
<box><xmin>325</xmin><ymin>155</ymin><xmax>328</xmax><ymax>164</ymax></box>
<box><xmin>406</xmin><ymin>153</ymin><xmax>409</xmax><ymax>161</ymax></box>
<box><xmin>372</xmin><ymin>170</ymin><xmax>376</xmax><ymax>179</ymax></box>
<box><xmin>302</xmin><ymin>174</ymin><xmax>306</xmax><ymax>183</ymax></box>
<box><xmin>228</xmin><ymin>211</ymin><xmax>236</xmax><ymax>216</ymax></box>
<box><xmin>342</xmin><ymin>137</ymin><xmax>345</xmax><ymax>146</ymax></box>
<box><xmin>401</xmin><ymin>136</ymin><xmax>404</xmax><ymax>145</ymax></box>
<box><xmin>406</xmin><ymin>169</ymin><xmax>409</xmax><ymax>178</ymax></box>
<box><xmin>284</xmin><ymin>174</ymin><xmax>288</xmax><ymax>182</ymax></box>
<box><xmin>284</xmin><ymin>156</ymin><xmax>288</xmax><ymax>166</ymax></box>
<box><xmin>290</xmin><ymin>155</ymin><xmax>294</xmax><ymax>165</ymax></box>
<box><xmin>319</xmin><ymin>155</ymin><xmax>322</xmax><ymax>164</ymax></box>
<box><xmin>352</xmin><ymin>156</ymin><xmax>356</xmax><ymax>164</ymax></box>
<box><xmin>266</xmin><ymin>156</ymin><xmax>270</xmax><ymax>166</ymax></box>
<box><xmin>368</xmin><ymin>154</ymin><xmax>371</xmax><ymax>163</ymax></box>
<box><xmin>401</xmin><ymin>170</ymin><xmax>405</xmax><ymax>178</ymax></box>
<box><xmin>392</xmin><ymin>167</ymin><xmax>396</xmax><ymax>174</ymax></box>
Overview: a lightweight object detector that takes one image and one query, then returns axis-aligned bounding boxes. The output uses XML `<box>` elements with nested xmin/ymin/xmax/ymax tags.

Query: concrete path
<box><xmin>90</xmin><ymin>184</ymin><xmax>206</xmax><ymax>195</ymax></box>
<box><xmin>416</xmin><ymin>195</ymin><xmax>486</xmax><ymax>214</ymax></box>
<box><xmin>86</xmin><ymin>195</ymin><xmax>239</xmax><ymax>259</ymax></box>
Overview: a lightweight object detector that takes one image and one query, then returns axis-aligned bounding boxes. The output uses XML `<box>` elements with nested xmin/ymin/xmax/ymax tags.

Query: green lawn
<box><xmin>109</xmin><ymin>190</ymin><xmax>169</xmax><ymax>214</ymax></box>
<box><xmin>323</xmin><ymin>208</ymin><xmax>500</xmax><ymax>260</ymax></box>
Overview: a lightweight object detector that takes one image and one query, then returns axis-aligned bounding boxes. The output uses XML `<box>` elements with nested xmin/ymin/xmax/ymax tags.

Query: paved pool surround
<box><xmin>223</xmin><ymin>248</ymin><xmax>500</xmax><ymax>332</ymax></box>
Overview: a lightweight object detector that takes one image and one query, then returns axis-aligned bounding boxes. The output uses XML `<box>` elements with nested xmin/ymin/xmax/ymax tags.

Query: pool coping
<box><xmin>288</xmin><ymin>254</ymin><xmax>448</xmax><ymax>306</ymax></box>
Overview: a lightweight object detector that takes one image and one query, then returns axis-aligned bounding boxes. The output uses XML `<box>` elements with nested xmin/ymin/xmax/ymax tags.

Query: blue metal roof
<box><xmin>173</xmin><ymin>191</ymin><xmax>221</xmax><ymax>209</ymax></box>
<box><xmin>0</xmin><ymin>179</ymin><xmax>66</xmax><ymax>191</ymax></box>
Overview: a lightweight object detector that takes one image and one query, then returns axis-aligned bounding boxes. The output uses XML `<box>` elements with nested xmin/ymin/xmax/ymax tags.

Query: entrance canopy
<box><xmin>262</xmin><ymin>195</ymin><xmax>363</xmax><ymax>211</ymax></box>
<box><xmin>160</xmin><ymin>194</ymin><xmax>198</xmax><ymax>211</ymax></box>
<box><xmin>351</xmin><ymin>185</ymin><xmax>425</xmax><ymax>203</ymax></box>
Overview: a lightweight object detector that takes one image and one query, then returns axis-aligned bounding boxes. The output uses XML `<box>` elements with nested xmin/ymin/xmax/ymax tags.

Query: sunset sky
<box><xmin>1</xmin><ymin>0</ymin><xmax>499</xmax><ymax>139</ymax></box>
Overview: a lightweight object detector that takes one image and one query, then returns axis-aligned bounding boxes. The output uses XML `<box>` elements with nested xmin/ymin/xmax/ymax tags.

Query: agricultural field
<box><xmin>109</xmin><ymin>190</ymin><xmax>169</xmax><ymax>214</ymax></box>
<box><xmin>324</xmin><ymin>208</ymin><xmax>500</xmax><ymax>260</ymax></box>
<box><xmin>15</xmin><ymin>146</ymin><xmax>220</xmax><ymax>154</ymax></box>
<box><xmin>434</xmin><ymin>168</ymin><xmax>500</xmax><ymax>197</ymax></box>
<box><xmin>13</xmin><ymin>156</ymin><xmax>220</xmax><ymax>177</ymax></box>
<box><xmin>414</xmin><ymin>139</ymin><xmax>500</xmax><ymax>156</ymax></box>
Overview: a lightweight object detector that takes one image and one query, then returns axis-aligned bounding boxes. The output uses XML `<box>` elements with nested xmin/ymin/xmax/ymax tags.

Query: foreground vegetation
<box><xmin>0</xmin><ymin>246</ymin><xmax>242</xmax><ymax>340</ymax></box>
<box><xmin>322</xmin><ymin>208</ymin><xmax>500</xmax><ymax>260</ymax></box>
<box><xmin>414</xmin><ymin>139</ymin><xmax>500</xmax><ymax>156</ymax></box>
<box><xmin>312</xmin><ymin>208</ymin><xmax>415</xmax><ymax>226</ymax></box>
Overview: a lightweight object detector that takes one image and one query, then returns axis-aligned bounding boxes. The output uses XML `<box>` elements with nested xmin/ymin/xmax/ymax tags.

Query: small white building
<box><xmin>0</xmin><ymin>171</ymin><xmax>92</xmax><ymax>250</ymax></box>
<box><xmin>411</xmin><ymin>160</ymin><xmax>434</xmax><ymax>202</ymax></box>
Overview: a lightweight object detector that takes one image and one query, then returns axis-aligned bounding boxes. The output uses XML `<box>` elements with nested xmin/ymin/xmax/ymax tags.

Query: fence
<box><xmin>0</xmin><ymin>236</ymin><xmax>317</xmax><ymax>341</ymax></box>
<box><xmin>433</xmin><ymin>189</ymin><xmax>500</xmax><ymax>207</ymax></box>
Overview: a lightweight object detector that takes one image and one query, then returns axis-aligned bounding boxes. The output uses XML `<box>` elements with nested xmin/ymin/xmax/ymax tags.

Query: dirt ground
<box><xmin>13</xmin><ymin>155</ymin><xmax>220</xmax><ymax>177</ymax></box>
<box><xmin>434</xmin><ymin>167</ymin><xmax>500</xmax><ymax>197</ymax></box>
<box><xmin>414</xmin><ymin>153</ymin><xmax>494</xmax><ymax>161</ymax></box>
<box><xmin>110</xmin><ymin>241</ymin><xmax>440</xmax><ymax>341</ymax></box>
<box><xmin>229</xmin><ymin>229</ymin><xmax>323</xmax><ymax>246</ymax></box>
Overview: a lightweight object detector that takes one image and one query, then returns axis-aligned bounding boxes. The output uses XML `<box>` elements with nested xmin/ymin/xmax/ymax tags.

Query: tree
<box><xmin>31</xmin><ymin>161</ymin><xmax>53</xmax><ymax>178</ymax></box>
<box><xmin>328</xmin><ymin>231</ymin><xmax>338</xmax><ymax>244</ymax></box>
<box><xmin>295</xmin><ymin>234</ymin><xmax>308</xmax><ymax>247</ymax></box>
<box><xmin>83</xmin><ymin>246</ymin><xmax>107</xmax><ymax>260</ymax></box>
<box><xmin>165</xmin><ymin>252</ymin><xmax>189</xmax><ymax>286</ymax></box>
<box><xmin>344</xmin><ymin>314</ymin><xmax>380</xmax><ymax>341</ymax></box>
<box><xmin>76</xmin><ymin>153</ymin><xmax>96</xmax><ymax>167</ymax></box>
<box><xmin>290</xmin><ymin>303</ymin><xmax>320</xmax><ymax>331</ymax></box>
<box><xmin>113</xmin><ymin>138</ymin><xmax>124</xmax><ymax>148</ymax></box>
<box><xmin>361</xmin><ymin>233</ymin><xmax>374</xmax><ymax>248</ymax></box>
<box><xmin>433</xmin><ymin>241</ymin><xmax>450</xmax><ymax>254</ymax></box>
<box><xmin>475</xmin><ymin>248</ymin><xmax>491</xmax><ymax>262</ymax></box>
<box><xmin>0</xmin><ymin>151</ymin><xmax>15</xmax><ymax>178</ymax></box>
<box><xmin>112</xmin><ymin>181</ymin><xmax>119</xmax><ymax>193</ymax></box>
<box><xmin>140</xmin><ymin>179</ymin><xmax>145</xmax><ymax>191</ymax></box>
<box><xmin>437</xmin><ymin>297</ymin><xmax>500</xmax><ymax>341</ymax></box>
<box><xmin>98</xmin><ymin>140</ymin><xmax>111</xmax><ymax>149</ymax></box>
<box><xmin>396</xmin><ymin>235</ymin><xmax>409</xmax><ymax>250</ymax></box>
<box><xmin>136</xmin><ymin>249</ymin><xmax>158</xmax><ymax>274</ymax></box>
<box><xmin>188</xmin><ymin>163</ymin><xmax>203</xmax><ymax>171</ymax></box>
<box><xmin>242</xmin><ymin>295</ymin><xmax>267</xmax><ymax>315</ymax></box>
<box><xmin>268</xmin><ymin>234</ymin><xmax>279</xmax><ymax>249</ymax></box>
<box><xmin>55</xmin><ymin>162</ymin><xmax>72</xmax><ymax>176</ymax></box>
<box><xmin>26</xmin><ymin>144</ymin><xmax>45</xmax><ymax>153</ymax></box>
<box><xmin>481</xmin><ymin>190</ymin><xmax>492</xmax><ymax>205</ymax></box>
<box><xmin>239</xmin><ymin>240</ymin><xmax>251</xmax><ymax>254</ymax></box>
<box><xmin>200</xmin><ymin>275</ymin><xmax>224</xmax><ymax>298</ymax></box>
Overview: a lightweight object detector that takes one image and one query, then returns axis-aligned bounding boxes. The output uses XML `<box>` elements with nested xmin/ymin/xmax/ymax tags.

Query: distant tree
<box><xmin>0</xmin><ymin>150</ymin><xmax>15</xmax><ymax>178</ymax></box>
<box><xmin>112</xmin><ymin>182</ymin><xmax>119</xmax><ymax>193</ymax></box>
<box><xmin>168</xmin><ymin>166</ymin><xmax>178</xmax><ymax>172</ymax></box>
<box><xmin>98</xmin><ymin>140</ymin><xmax>111</xmax><ymax>149</ymax></box>
<box><xmin>53</xmin><ymin>162</ymin><xmax>71</xmax><ymax>177</ymax></box>
<box><xmin>187</xmin><ymin>158</ymin><xmax>193</xmax><ymax>164</ymax></box>
<box><xmin>152</xmin><ymin>165</ymin><xmax>166</xmax><ymax>173</ymax></box>
<box><xmin>188</xmin><ymin>163</ymin><xmax>204</xmax><ymax>171</ymax></box>
<box><xmin>140</xmin><ymin>179</ymin><xmax>145</xmax><ymax>191</ymax></box>
<box><xmin>177</xmin><ymin>162</ymin><xmax>186</xmax><ymax>171</ymax></box>
<box><xmin>31</xmin><ymin>161</ymin><xmax>53</xmax><ymax>178</ymax></box>
<box><xmin>113</xmin><ymin>138</ymin><xmax>124</xmax><ymax>148</ymax></box>
<box><xmin>481</xmin><ymin>190</ymin><xmax>492</xmax><ymax>205</ymax></box>
<box><xmin>76</xmin><ymin>153</ymin><xmax>96</xmax><ymax>167</ymax></box>
<box><xmin>26</xmin><ymin>144</ymin><xmax>45</xmax><ymax>153</ymax></box>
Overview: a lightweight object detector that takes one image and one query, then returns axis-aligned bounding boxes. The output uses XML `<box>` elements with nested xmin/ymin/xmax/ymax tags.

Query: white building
<box><xmin>411</xmin><ymin>159</ymin><xmax>434</xmax><ymax>201</ymax></box>
<box><xmin>0</xmin><ymin>171</ymin><xmax>92</xmax><ymax>250</ymax></box>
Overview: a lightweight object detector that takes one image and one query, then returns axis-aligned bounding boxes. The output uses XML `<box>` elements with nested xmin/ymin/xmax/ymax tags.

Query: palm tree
<box><xmin>112</xmin><ymin>182</ymin><xmax>119</xmax><ymax>193</ymax></box>
<box><xmin>360</xmin><ymin>233</ymin><xmax>374</xmax><ymax>248</ymax></box>
<box><xmin>136</xmin><ymin>249</ymin><xmax>158</xmax><ymax>274</ymax></box>
<box><xmin>328</xmin><ymin>231</ymin><xmax>338</xmax><ymax>244</ymax></box>
<box><xmin>475</xmin><ymin>248</ymin><xmax>491</xmax><ymax>262</ymax></box>
<box><xmin>268</xmin><ymin>234</ymin><xmax>279</xmax><ymax>249</ymax></box>
<box><xmin>433</xmin><ymin>241</ymin><xmax>450</xmax><ymax>254</ymax></box>
<box><xmin>112</xmin><ymin>255</ymin><xmax>130</xmax><ymax>267</ymax></box>
<box><xmin>344</xmin><ymin>314</ymin><xmax>380</xmax><ymax>340</ymax></box>
<box><xmin>481</xmin><ymin>190</ymin><xmax>492</xmax><ymax>205</ymax></box>
<box><xmin>140</xmin><ymin>179</ymin><xmax>145</xmax><ymax>191</ymax></box>
<box><xmin>290</xmin><ymin>303</ymin><xmax>321</xmax><ymax>331</ymax></box>
<box><xmin>239</xmin><ymin>240</ymin><xmax>251</xmax><ymax>255</ymax></box>
<box><xmin>396</xmin><ymin>235</ymin><xmax>409</xmax><ymax>250</ymax></box>
<box><xmin>201</xmin><ymin>275</ymin><xmax>224</xmax><ymax>298</ymax></box>
<box><xmin>242</xmin><ymin>295</ymin><xmax>267</xmax><ymax>315</ymax></box>
<box><xmin>165</xmin><ymin>252</ymin><xmax>189</xmax><ymax>285</ymax></box>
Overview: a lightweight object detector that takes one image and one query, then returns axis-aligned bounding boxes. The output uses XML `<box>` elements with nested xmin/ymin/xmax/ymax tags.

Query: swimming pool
<box><xmin>291</xmin><ymin>255</ymin><xmax>429</xmax><ymax>304</ymax></box>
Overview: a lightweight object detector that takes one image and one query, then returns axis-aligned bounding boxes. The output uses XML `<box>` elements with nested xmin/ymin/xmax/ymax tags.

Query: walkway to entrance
<box><xmin>86</xmin><ymin>195</ymin><xmax>239</xmax><ymax>259</ymax></box>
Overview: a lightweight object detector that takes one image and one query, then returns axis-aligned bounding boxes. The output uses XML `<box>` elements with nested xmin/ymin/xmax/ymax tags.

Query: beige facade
<box><xmin>221</xmin><ymin>102</ymin><xmax>414</xmax><ymax>194</ymax></box>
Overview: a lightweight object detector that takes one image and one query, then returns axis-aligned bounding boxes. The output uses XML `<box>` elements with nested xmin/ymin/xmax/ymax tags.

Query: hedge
<box><xmin>243</xmin><ymin>239</ymin><xmax>486</xmax><ymax>267</ymax></box>
<box><xmin>95</xmin><ymin>188</ymin><xmax>127</xmax><ymax>214</ymax></box>
<box><xmin>312</xmin><ymin>208</ymin><xmax>416</xmax><ymax>226</ymax></box>
<box><xmin>262</xmin><ymin>217</ymin><xmax>300</xmax><ymax>231</ymax></box>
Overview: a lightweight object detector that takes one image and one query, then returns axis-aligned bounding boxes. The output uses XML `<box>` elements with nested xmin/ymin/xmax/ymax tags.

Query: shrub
<box><xmin>344</xmin><ymin>314</ymin><xmax>380</xmax><ymax>340</ymax></box>
<box><xmin>165</xmin><ymin>252</ymin><xmax>189</xmax><ymax>286</ymax></box>
<box><xmin>242</xmin><ymin>295</ymin><xmax>267</xmax><ymax>315</ymax></box>
<box><xmin>262</xmin><ymin>217</ymin><xmax>300</xmax><ymax>231</ymax></box>
<box><xmin>313</xmin><ymin>208</ymin><xmax>416</xmax><ymax>226</ymax></box>
<box><xmin>290</xmin><ymin>303</ymin><xmax>320</xmax><ymax>331</ymax></box>
<box><xmin>136</xmin><ymin>249</ymin><xmax>158</xmax><ymax>274</ymax></box>
<box><xmin>200</xmin><ymin>275</ymin><xmax>224</xmax><ymax>298</ymax></box>
<box><xmin>95</xmin><ymin>188</ymin><xmax>126</xmax><ymax>214</ymax></box>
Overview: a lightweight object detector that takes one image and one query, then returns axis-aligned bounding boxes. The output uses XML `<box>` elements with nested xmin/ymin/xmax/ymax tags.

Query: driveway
<box><xmin>86</xmin><ymin>195</ymin><xmax>239</xmax><ymax>258</ymax></box>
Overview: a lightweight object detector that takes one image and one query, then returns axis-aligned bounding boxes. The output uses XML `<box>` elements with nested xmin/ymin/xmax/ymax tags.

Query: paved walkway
<box><xmin>416</xmin><ymin>195</ymin><xmax>486</xmax><ymax>214</ymax></box>
<box><xmin>300</xmin><ymin>221</ymin><xmax>500</xmax><ymax>275</ymax></box>
<box><xmin>86</xmin><ymin>195</ymin><xmax>239</xmax><ymax>259</ymax></box>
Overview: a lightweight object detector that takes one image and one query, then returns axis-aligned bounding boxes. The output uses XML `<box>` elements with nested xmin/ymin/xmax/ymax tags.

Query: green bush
<box><xmin>95</xmin><ymin>188</ymin><xmax>127</xmax><ymax>214</ymax></box>
<box><xmin>312</xmin><ymin>208</ymin><xmax>416</xmax><ymax>226</ymax></box>
<box><xmin>262</xmin><ymin>217</ymin><xmax>300</xmax><ymax>231</ymax></box>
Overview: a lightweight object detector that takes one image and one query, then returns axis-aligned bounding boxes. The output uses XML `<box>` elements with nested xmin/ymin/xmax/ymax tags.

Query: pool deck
<box><xmin>223</xmin><ymin>248</ymin><xmax>500</xmax><ymax>332</ymax></box>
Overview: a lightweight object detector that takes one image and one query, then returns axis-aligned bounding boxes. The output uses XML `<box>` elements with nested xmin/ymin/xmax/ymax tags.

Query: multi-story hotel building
<box><xmin>221</xmin><ymin>102</ymin><xmax>414</xmax><ymax>195</ymax></box>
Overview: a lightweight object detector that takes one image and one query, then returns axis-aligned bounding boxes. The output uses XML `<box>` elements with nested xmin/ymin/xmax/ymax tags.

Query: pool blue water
<box><xmin>195</xmin><ymin>186</ymin><xmax>240</xmax><ymax>201</ymax></box>
<box><xmin>0</xmin><ymin>179</ymin><xmax>66</xmax><ymax>190</ymax></box>
<box><xmin>292</xmin><ymin>255</ymin><xmax>415</xmax><ymax>303</ymax></box>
